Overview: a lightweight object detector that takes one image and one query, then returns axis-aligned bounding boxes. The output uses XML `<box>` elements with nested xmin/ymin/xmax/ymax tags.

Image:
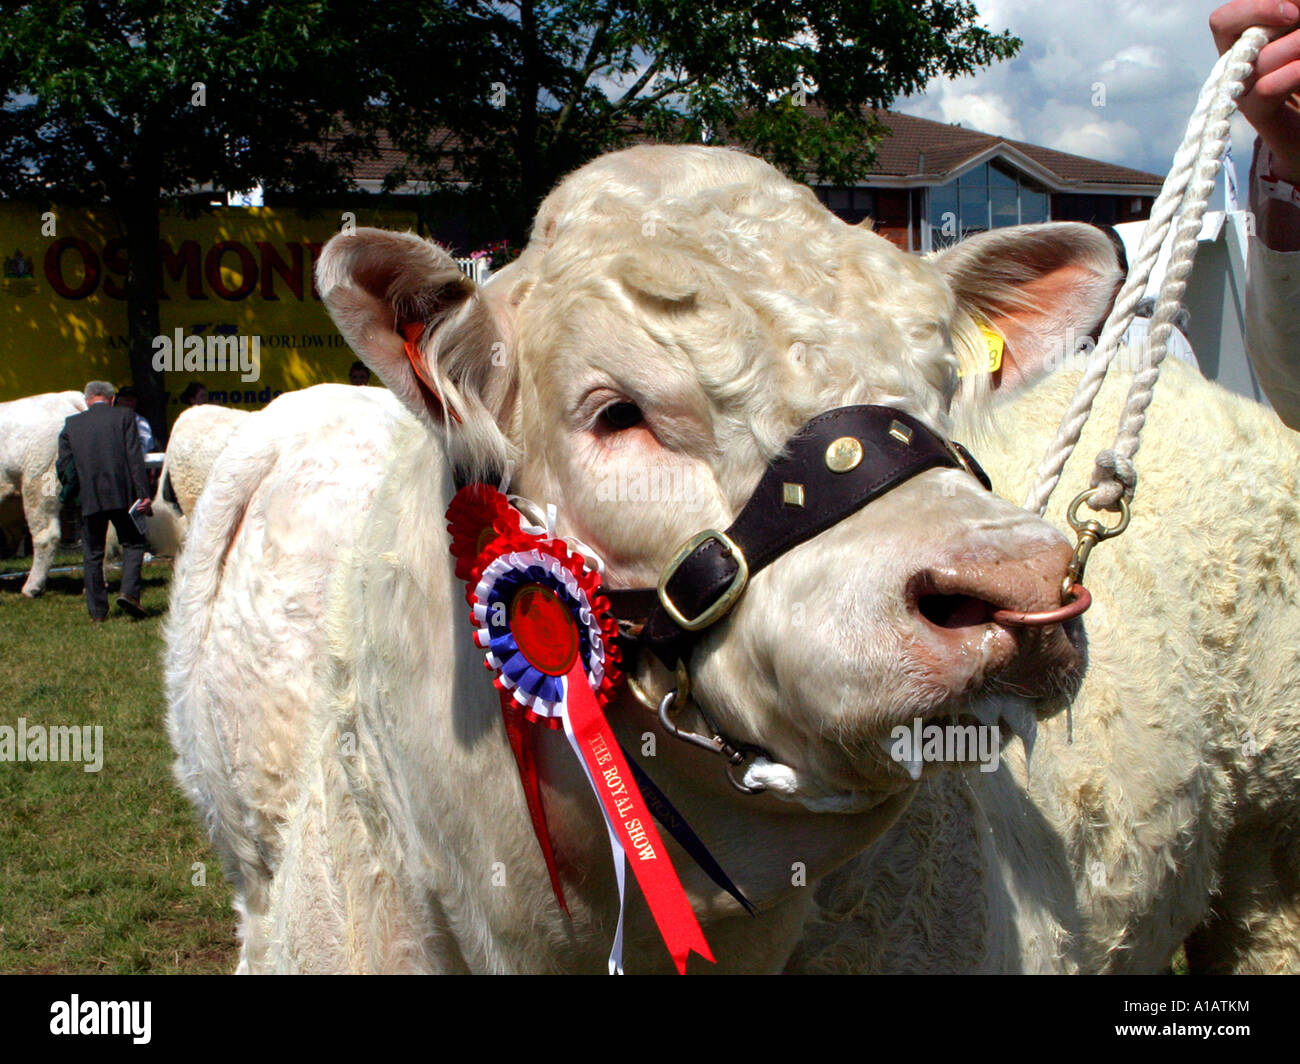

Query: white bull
<box><xmin>783</xmin><ymin>221</ymin><xmax>1300</xmax><ymax>975</ymax></box>
<box><xmin>166</xmin><ymin>144</ymin><xmax>1300</xmax><ymax>974</ymax></box>
<box><xmin>0</xmin><ymin>390</ymin><xmax>86</xmax><ymax>595</ymax></box>
<box><xmin>165</xmin><ymin>383</ymin><xmax>406</xmax><ymax>969</ymax></box>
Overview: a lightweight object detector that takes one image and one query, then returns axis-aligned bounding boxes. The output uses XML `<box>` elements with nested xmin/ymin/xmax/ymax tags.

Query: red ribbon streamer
<box><xmin>500</xmin><ymin>700</ymin><xmax>568</xmax><ymax>915</ymax></box>
<box><xmin>563</xmin><ymin>658</ymin><xmax>714</xmax><ymax>974</ymax></box>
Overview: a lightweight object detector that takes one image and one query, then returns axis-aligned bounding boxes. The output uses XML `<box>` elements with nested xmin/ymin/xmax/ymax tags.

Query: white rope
<box><xmin>738</xmin><ymin>756</ymin><xmax>887</xmax><ymax>813</ymax></box>
<box><xmin>1023</xmin><ymin>27</ymin><xmax>1269</xmax><ymax>517</ymax></box>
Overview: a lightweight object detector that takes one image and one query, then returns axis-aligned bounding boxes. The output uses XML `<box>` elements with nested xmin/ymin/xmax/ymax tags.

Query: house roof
<box><xmin>850</xmin><ymin>109</ymin><xmax>1163</xmax><ymax>193</ymax></box>
<box><xmin>328</xmin><ymin>106</ymin><xmax>1164</xmax><ymax>198</ymax></box>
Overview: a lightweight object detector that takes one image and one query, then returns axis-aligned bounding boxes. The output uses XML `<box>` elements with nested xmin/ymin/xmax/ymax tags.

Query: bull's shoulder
<box><xmin>969</xmin><ymin>363</ymin><xmax>1299</xmax><ymax>504</ymax></box>
<box><xmin>205</xmin><ymin>385</ymin><xmax>408</xmax><ymax>465</ymax></box>
<box><xmin>0</xmin><ymin>390</ymin><xmax>86</xmax><ymax>430</ymax></box>
<box><xmin>169</xmin><ymin>402</ymin><xmax>250</xmax><ymax>441</ymax></box>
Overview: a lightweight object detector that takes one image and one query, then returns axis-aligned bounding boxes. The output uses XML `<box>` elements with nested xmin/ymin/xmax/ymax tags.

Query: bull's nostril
<box><xmin>917</xmin><ymin>593</ymin><xmax>994</xmax><ymax>629</ymax></box>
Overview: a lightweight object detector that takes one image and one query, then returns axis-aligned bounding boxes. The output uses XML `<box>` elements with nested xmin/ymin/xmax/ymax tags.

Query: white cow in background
<box><xmin>147</xmin><ymin>404</ymin><xmax>249</xmax><ymax>556</ymax></box>
<box><xmin>159</xmin><ymin>405</ymin><xmax>250</xmax><ymax>520</ymax></box>
<box><xmin>166</xmin><ymin>145</ymin><xmax>1300</xmax><ymax>974</ymax></box>
<box><xmin>166</xmin><ymin>384</ymin><xmax>408</xmax><ymax>968</ymax></box>
<box><xmin>0</xmin><ymin>390</ymin><xmax>86</xmax><ymax>596</ymax></box>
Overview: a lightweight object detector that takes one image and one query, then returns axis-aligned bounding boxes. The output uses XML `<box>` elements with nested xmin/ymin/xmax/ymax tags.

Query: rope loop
<box><xmin>1088</xmin><ymin>450</ymin><xmax>1137</xmax><ymax>510</ymax></box>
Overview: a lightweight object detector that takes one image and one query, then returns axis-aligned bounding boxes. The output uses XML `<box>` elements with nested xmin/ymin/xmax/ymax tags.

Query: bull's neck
<box><xmin>527</xmin><ymin>687</ymin><xmax>914</xmax><ymax>971</ymax></box>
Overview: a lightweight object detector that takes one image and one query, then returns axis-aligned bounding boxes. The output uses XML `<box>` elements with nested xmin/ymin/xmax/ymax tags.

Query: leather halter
<box><xmin>456</xmin><ymin>403</ymin><xmax>995</xmax><ymax>800</ymax></box>
<box><xmin>604</xmin><ymin>404</ymin><xmax>991</xmax><ymax>670</ymax></box>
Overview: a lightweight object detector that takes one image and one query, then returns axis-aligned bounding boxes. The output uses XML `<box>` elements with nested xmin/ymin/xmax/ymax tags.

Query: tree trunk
<box><xmin>515</xmin><ymin>0</ymin><xmax>542</xmax><ymax>244</ymax></box>
<box><xmin>117</xmin><ymin>187</ymin><xmax>166</xmax><ymax>447</ymax></box>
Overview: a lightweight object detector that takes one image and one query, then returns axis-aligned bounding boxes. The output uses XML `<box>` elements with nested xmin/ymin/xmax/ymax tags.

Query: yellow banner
<box><xmin>0</xmin><ymin>203</ymin><xmax>420</xmax><ymax>426</ymax></box>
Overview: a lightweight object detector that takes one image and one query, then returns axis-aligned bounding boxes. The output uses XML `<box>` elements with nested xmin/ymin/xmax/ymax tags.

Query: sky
<box><xmin>899</xmin><ymin>0</ymin><xmax>1258</xmax><ymax>197</ymax></box>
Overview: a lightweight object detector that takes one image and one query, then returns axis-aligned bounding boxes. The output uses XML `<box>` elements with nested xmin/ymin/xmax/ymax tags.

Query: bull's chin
<box><xmin>805</xmin><ymin>682</ymin><xmax>1077</xmax><ymax>791</ymax></box>
<box><xmin>866</xmin><ymin>689</ymin><xmax>1076</xmax><ymax>784</ymax></box>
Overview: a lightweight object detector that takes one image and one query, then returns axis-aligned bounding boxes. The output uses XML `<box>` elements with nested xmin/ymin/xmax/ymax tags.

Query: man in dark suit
<box><xmin>57</xmin><ymin>381</ymin><xmax>154</xmax><ymax>621</ymax></box>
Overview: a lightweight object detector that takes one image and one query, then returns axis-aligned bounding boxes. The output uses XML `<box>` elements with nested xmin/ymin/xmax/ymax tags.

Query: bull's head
<box><xmin>317</xmin><ymin>145</ymin><xmax>1118</xmax><ymax>852</ymax></box>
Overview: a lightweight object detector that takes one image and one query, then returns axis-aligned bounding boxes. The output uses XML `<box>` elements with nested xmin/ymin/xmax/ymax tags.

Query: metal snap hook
<box><xmin>657</xmin><ymin>688</ymin><xmax>769</xmax><ymax>795</ymax></box>
<box><xmin>1062</xmin><ymin>488</ymin><xmax>1130</xmax><ymax>599</ymax></box>
<box><xmin>657</xmin><ymin>688</ymin><xmax>727</xmax><ymax>757</ymax></box>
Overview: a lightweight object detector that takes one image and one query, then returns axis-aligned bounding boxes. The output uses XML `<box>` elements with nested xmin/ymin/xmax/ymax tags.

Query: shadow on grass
<box><xmin>0</xmin><ymin>564</ymin><xmax>173</xmax><ymax>608</ymax></box>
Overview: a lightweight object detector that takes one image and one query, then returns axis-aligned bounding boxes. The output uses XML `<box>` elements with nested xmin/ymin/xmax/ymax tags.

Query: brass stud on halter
<box><xmin>824</xmin><ymin>436</ymin><xmax>864</xmax><ymax>473</ymax></box>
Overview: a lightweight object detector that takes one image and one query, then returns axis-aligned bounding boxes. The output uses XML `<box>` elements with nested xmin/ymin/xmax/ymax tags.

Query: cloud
<box><xmin>900</xmin><ymin>0</ymin><xmax>1253</xmax><ymax>190</ymax></box>
<box><xmin>1043</xmin><ymin>114</ymin><xmax>1143</xmax><ymax>162</ymax></box>
<box><xmin>932</xmin><ymin>93</ymin><xmax>1024</xmax><ymax>139</ymax></box>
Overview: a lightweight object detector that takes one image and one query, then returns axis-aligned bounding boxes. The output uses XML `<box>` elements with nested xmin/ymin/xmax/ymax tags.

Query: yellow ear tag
<box><xmin>977</xmin><ymin>322</ymin><xmax>1004</xmax><ymax>374</ymax></box>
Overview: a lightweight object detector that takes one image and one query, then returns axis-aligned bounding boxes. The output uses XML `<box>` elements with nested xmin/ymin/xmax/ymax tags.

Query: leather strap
<box><xmin>605</xmin><ymin>405</ymin><xmax>990</xmax><ymax>667</ymax></box>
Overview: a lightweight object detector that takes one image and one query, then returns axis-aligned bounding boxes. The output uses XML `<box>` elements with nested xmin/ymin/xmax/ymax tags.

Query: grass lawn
<box><xmin>0</xmin><ymin>550</ymin><xmax>237</xmax><ymax>973</ymax></box>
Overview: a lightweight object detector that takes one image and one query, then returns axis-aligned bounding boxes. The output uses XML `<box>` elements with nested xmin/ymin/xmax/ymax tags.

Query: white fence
<box><xmin>454</xmin><ymin>257</ymin><xmax>490</xmax><ymax>285</ymax></box>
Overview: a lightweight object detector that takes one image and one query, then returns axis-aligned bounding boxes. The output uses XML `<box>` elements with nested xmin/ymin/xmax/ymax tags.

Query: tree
<box><xmin>0</xmin><ymin>1</ymin><xmax>392</xmax><ymax>436</ymax></box>
<box><xmin>380</xmin><ymin>1</ymin><xmax>1021</xmax><ymax>241</ymax></box>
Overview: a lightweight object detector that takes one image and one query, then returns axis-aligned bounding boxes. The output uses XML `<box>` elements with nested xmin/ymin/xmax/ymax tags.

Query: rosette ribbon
<box><xmin>447</xmin><ymin>484</ymin><xmax>715</xmax><ymax>974</ymax></box>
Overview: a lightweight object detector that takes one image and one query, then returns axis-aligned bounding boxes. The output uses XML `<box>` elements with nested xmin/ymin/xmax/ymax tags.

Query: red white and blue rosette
<box><xmin>471</xmin><ymin>546</ymin><xmax>618</xmax><ymax>723</ymax></box>
<box><xmin>446</xmin><ymin>484</ymin><xmax>713</xmax><ymax>975</ymax></box>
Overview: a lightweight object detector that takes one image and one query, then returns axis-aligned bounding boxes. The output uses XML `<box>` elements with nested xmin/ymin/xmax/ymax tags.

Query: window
<box><xmin>925</xmin><ymin>160</ymin><xmax>1053</xmax><ymax>250</ymax></box>
<box><xmin>815</xmin><ymin>186</ymin><xmax>876</xmax><ymax>225</ymax></box>
<box><xmin>1021</xmin><ymin>187</ymin><xmax>1049</xmax><ymax>224</ymax></box>
<box><xmin>1053</xmin><ymin>194</ymin><xmax>1118</xmax><ymax>225</ymax></box>
<box><xmin>960</xmin><ymin>184</ymin><xmax>989</xmax><ymax>234</ymax></box>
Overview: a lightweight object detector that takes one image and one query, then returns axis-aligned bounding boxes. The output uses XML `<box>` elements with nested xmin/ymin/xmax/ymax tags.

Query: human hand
<box><xmin>1211</xmin><ymin>0</ymin><xmax>1300</xmax><ymax>182</ymax></box>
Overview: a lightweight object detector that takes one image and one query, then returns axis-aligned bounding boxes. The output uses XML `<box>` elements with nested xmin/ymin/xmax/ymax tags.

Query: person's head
<box><xmin>349</xmin><ymin>360</ymin><xmax>371</xmax><ymax>386</ymax></box>
<box><xmin>115</xmin><ymin>385</ymin><xmax>138</xmax><ymax>410</ymax></box>
<box><xmin>180</xmin><ymin>381</ymin><xmax>208</xmax><ymax>406</ymax></box>
<box><xmin>84</xmin><ymin>380</ymin><xmax>115</xmax><ymax>406</ymax></box>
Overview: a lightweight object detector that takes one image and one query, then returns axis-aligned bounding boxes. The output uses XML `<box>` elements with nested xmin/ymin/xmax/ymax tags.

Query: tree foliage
<box><xmin>381</xmin><ymin>1</ymin><xmax>1021</xmax><ymax>235</ymax></box>
<box><xmin>0</xmin><ymin>1</ymin><xmax>384</xmax><ymax>206</ymax></box>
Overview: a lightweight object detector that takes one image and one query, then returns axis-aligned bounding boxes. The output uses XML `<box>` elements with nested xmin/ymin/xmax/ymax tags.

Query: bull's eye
<box><xmin>600</xmin><ymin>401</ymin><xmax>644</xmax><ymax>431</ymax></box>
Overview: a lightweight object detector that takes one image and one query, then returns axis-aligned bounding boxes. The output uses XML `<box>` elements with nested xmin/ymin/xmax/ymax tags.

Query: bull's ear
<box><xmin>932</xmin><ymin>223</ymin><xmax>1121</xmax><ymax>395</ymax></box>
<box><xmin>316</xmin><ymin>228</ymin><xmax>514</xmax><ymax>474</ymax></box>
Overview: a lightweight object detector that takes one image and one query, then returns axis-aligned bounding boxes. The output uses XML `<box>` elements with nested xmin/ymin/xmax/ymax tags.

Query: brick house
<box><xmin>306</xmin><ymin>109</ymin><xmax>1166</xmax><ymax>258</ymax></box>
<box><xmin>810</xmin><ymin>110</ymin><xmax>1163</xmax><ymax>253</ymax></box>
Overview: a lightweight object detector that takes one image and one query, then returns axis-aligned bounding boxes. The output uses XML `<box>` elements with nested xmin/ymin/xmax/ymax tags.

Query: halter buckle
<box><xmin>656</xmin><ymin>529</ymin><xmax>749</xmax><ymax>631</ymax></box>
